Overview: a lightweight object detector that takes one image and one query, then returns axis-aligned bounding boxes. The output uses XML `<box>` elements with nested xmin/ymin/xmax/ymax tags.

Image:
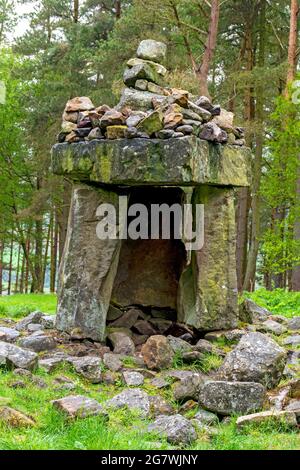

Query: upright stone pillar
<box><xmin>178</xmin><ymin>186</ymin><xmax>238</xmax><ymax>330</ymax></box>
<box><xmin>56</xmin><ymin>183</ymin><xmax>122</xmax><ymax>341</ymax></box>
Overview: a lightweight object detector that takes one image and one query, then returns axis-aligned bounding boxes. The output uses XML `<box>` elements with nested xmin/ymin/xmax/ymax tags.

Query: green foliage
<box><xmin>244</xmin><ymin>288</ymin><xmax>300</xmax><ymax>317</ymax></box>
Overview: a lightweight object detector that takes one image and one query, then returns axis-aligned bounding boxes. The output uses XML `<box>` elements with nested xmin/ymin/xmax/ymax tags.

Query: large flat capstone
<box><xmin>51</xmin><ymin>136</ymin><xmax>251</xmax><ymax>187</ymax></box>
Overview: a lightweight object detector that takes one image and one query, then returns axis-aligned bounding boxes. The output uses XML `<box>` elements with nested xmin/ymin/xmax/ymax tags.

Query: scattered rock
<box><xmin>259</xmin><ymin>319</ymin><xmax>287</xmax><ymax>336</ymax></box>
<box><xmin>52</xmin><ymin>395</ymin><xmax>107</xmax><ymax>420</ymax></box>
<box><xmin>150</xmin><ymin>377</ymin><xmax>169</xmax><ymax>389</ymax></box>
<box><xmin>236</xmin><ymin>410</ymin><xmax>298</xmax><ymax>429</ymax></box>
<box><xmin>218</xmin><ymin>332</ymin><xmax>287</xmax><ymax>388</ymax></box>
<box><xmin>0</xmin><ymin>327</ymin><xmax>20</xmax><ymax>342</ymax></box>
<box><xmin>149</xmin><ymin>319</ymin><xmax>172</xmax><ymax>334</ymax></box>
<box><xmin>15</xmin><ymin>311</ymin><xmax>43</xmax><ymax>331</ymax></box>
<box><xmin>149</xmin><ymin>395</ymin><xmax>174</xmax><ymax>417</ymax></box>
<box><xmin>71</xmin><ymin>356</ymin><xmax>103</xmax><ymax>383</ymax></box>
<box><xmin>108</xmin><ymin>331</ymin><xmax>135</xmax><ymax>355</ymax></box>
<box><xmin>106</xmin><ymin>125</ymin><xmax>127</xmax><ymax>139</ymax></box>
<box><xmin>173</xmin><ymin>372</ymin><xmax>207</xmax><ymax>402</ymax></box>
<box><xmin>122</xmin><ymin>370</ymin><xmax>144</xmax><ymax>386</ymax></box>
<box><xmin>167</xmin><ymin>335</ymin><xmax>192</xmax><ymax>354</ymax></box>
<box><xmin>289</xmin><ymin>379</ymin><xmax>300</xmax><ymax>399</ymax></box>
<box><xmin>239</xmin><ymin>299</ymin><xmax>270</xmax><ymax>324</ymax></box>
<box><xmin>181</xmin><ymin>351</ymin><xmax>204</xmax><ymax>363</ymax></box>
<box><xmin>148</xmin><ymin>415</ymin><xmax>196</xmax><ymax>445</ymax></box>
<box><xmin>106</xmin><ymin>388</ymin><xmax>150</xmax><ymax>417</ymax></box>
<box><xmin>109</xmin><ymin>309</ymin><xmax>140</xmax><ymax>329</ymax></box>
<box><xmin>141</xmin><ymin>335</ymin><xmax>174</xmax><ymax>370</ymax></box>
<box><xmin>0</xmin><ymin>341</ymin><xmax>38</xmax><ymax>371</ymax></box>
<box><xmin>39</xmin><ymin>356</ymin><xmax>67</xmax><ymax>373</ymax></box>
<box><xmin>0</xmin><ymin>406</ymin><xmax>35</xmax><ymax>427</ymax></box>
<box><xmin>212</xmin><ymin>109</ymin><xmax>234</xmax><ymax>131</ymax></box>
<box><xmin>27</xmin><ymin>323</ymin><xmax>44</xmax><ymax>333</ymax></box>
<box><xmin>194</xmin><ymin>409</ymin><xmax>219</xmax><ymax>426</ymax></box>
<box><xmin>103</xmin><ymin>353</ymin><xmax>122</xmax><ymax>372</ymax></box>
<box><xmin>283</xmin><ymin>335</ymin><xmax>300</xmax><ymax>346</ymax></box>
<box><xmin>13</xmin><ymin>368</ymin><xmax>32</xmax><ymax>378</ymax></box>
<box><xmin>19</xmin><ymin>334</ymin><xmax>56</xmax><ymax>353</ymax></box>
<box><xmin>137</xmin><ymin>109</ymin><xmax>164</xmax><ymax>135</ymax></box>
<box><xmin>194</xmin><ymin>339</ymin><xmax>225</xmax><ymax>356</ymax></box>
<box><xmin>287</xmin><ymin>317</ymin><xmax>300</xmax><ymax>331</ymax></box>
<box><xmin>199</xmin><ymin>381</ymin><xmax>266</xmax><ymax>416</ymax></box>
<box><xmin>285</xmin><ymin>400</ymin><xmax>300</xmax><ymax>412</ymax></box>
<box><xmin>133</xmin><ymin>320</ymin><xmax>157</xmax><ymax>336</ymax></box>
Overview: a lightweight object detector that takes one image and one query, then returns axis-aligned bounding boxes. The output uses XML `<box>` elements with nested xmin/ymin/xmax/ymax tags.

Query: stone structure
<box><xmin>51</xmin><ymin>40</ymin><xmax>251</xmax><ymax>342</ymax></box>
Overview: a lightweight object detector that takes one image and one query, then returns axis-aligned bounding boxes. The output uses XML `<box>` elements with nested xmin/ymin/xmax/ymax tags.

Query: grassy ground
<box><xmin>0</xmin><ymin>289</ymin><xmax>299</xmax><ymax>450</ymax></box>
<box><xmin>0</xmin><ymin>293</ymin><xmax>57</xmax><ymax>318</ymax></box>
<box><xmin>245</xmin><ymin>288</ymin><xmax>300</xmax><ymax>317</ymax></box>
<box><xmin>0</xmin><ymin>365</ymin><xmax>299</xmax><ymax>450</ymax></box>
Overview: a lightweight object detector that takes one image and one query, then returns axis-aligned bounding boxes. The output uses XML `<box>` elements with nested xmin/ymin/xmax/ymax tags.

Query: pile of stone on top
<box><xmin>58</xmin><ymin>40</ymin><xmax>245</xmax><ymax>146</ymax></box>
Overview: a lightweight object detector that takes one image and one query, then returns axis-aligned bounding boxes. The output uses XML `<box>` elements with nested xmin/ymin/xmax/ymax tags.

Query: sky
<box><xmin>11</xmin><ymin>2</ymin><xmax>35</xmax><ymax>40</ymax></box>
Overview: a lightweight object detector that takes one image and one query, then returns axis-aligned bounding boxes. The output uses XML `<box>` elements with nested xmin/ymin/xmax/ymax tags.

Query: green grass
<box><xmin>0</xmin><ymin>293</ymin><xmax>57</xmax><ymax>318</ymax></box>
<box><xmin>0</xmin><ymin>366</ymin><xmax>299</xmax><ymax>450</ymax></box>
<box><xmin>244</xmin><ymin>288</ymin><xmax>300</xmax><ymax>318</ymax></box>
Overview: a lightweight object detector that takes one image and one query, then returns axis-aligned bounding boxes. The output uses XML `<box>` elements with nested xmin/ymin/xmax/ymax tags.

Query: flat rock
<box><xmin>40</xmin><ymin>315</ymin><xmax>56</xmax><ymax>329</ymax></box>
<box><xmin>236</xmin><ymin>410</ymin><xmax>298</xmax><ymax>429</ymax></box>
<box><xmin>173</xmin><ymin>372</ymin><xmax>207</xmax><ymax>402</ymax></box>
<box><xmin>15</xmin><ymin>311</ymin><xmax>43</xmax><ymax>331</ymax></box>
<box><xmin>199</xmin><ymin>381</ymin><xmax>266</xmax><ymax>416</ymax></box>
<box><xmin>108</xmin><ymin>331</ymin><xmax>135</xmax><ymax>355</ymax></box>
<box><xmin>218</xmin><ymin>332</ymin><xmax>287</xmax><ymax>389</ymax></box>
<box><xmin>52</xmin><ymin>395</ymin><xmax>107</xmax><ymax>419</ymax></box>
<box><xmin>0</xmin><ymin>327</ymin><xmax>20</xmax><ymax>342</ymax></box>
<box><xmin>0</xmin><ymin>406</ymin><xmax>35</xmax><ymax>427</ymax></box>
<box><xmin>39</xmin><ymin>356</ymin><xmax>67</xmax><ymax>372</ymax></box>
<box><xmin>122</xmin><ymin>370</ymin><xmax>144</xmax><ymax>386</ymax></box>
<box><xmin>109</xmin><ymin>309</ymin><xmax>140</xmax><ymax>329</ymax></box>
<box><xmin>65</xmin><ymin>97</ymin><xmax>94</xmax><ymax>112</ymax></box>
<box><xmin>167</xmin><ymin>335</ymin><xmax>192</xmax><ymax>354</ymax></box>
<box><xmin>150</xmin><ymin>377</ymin><xmax>169</xmax><ymax>389</ymax></box>
<box><xmin>239</xmin><ymin>299</ymin><xmax>270</xmax><ymax>324</ymax></box>
<box><xmin>134</xmin><ymin>319</ymin><xmax>157</xmax><ymax>336</ymax></box>
<box><xmin>71</xmin><ymin>356</ymin><xmax>103</xmax><ymax>383</ymax></box>
<box><xmin>103</xmin><ymin>353</ymin><xmax>122</xmax><ymax>372</ymax></box>
<box><xmin>260</xmin><ymin>319</ymin><xmax>287</xmax><ymax>336</ymax></box>
<box><xmin>283</xmin><ymin>335</ymin><xmax>300</xmax><ymax>346</ymax></box>
<box><xmin>148</xmin><ymin>414</ymin><xmax>196</xmax><ymax>445</ymax></box>
<box><xmin>0</xmin><ymin>341</ymin><xmax>38</xmax><ymax>371</ymax></box>
<box><xmin>106</xmin><ymin>388</ymin><xmax>150</xmax><ymax>416</ymax></box>
<box><xmin>141</xmin><ymin>335</ymin><xmax>174</xmax><ymax>370</ymax></box>
<box><xmin>287</xmin><ymin>317</ymin><xmax>300</xmax><ymax>331</ymax></box>
<box><xmin>285</xmin><ymin>400</ymin><xmax>300</xmax><ymax>413</ymax></box>
<box><xmin>19</xmin><ymin>334</ymin><xmax>56</xmax><ymax>352</ymax></box>
<box><xmin>194</xmin><ymin>409</ymin><xmax>219</xmax><ymax>426</ymax></box>
<box><xmin>137</xmin><ymin>39</ymin><xmax>167</xmax><ymax>63</ymax></box>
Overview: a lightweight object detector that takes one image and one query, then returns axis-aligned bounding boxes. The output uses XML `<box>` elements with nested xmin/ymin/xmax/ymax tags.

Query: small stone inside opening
<box><xmin>110</xmin><ymin>187</ymin><xmax>187</xmax><ymax>321</ymax></box>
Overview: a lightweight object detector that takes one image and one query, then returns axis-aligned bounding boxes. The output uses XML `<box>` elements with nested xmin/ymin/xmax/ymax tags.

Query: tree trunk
<box><xmin>115</xmin><ymin>0</ymin><xmax>121</xmax><ymax>19</ymax></box>
<box><xmin>0</xmin><ymin>240</ymin><xmax>3</xmax><ymax>295</ymax></box>
<box><xmin>42</xmin><ymin>215</ymin><xmax>52</xmax><ymax>290</ymax></box>
<box><xmin>50</xmin><ymin>213</ymin><xmax>59</xmax><ymax>293</ymax></box>
<box><xmin>7</xmin><ymin>235</ymin><xmax>13</xmax><ymax>296</ymax></box>
<box><xmin>73</xmin><ymin>0</ymin><xmax>79</xmax><ymax>23</ymax></box>
<box><xmin>243</xmin><ymin>0</ymin><xmax>266</xmax><ymax>291</ymax></box>
<box><xmin>285</xmin><ymin>0</ymin><xmax>299</xmax><ymax>93</ymax></box>
<box><xmin>291</xmin><ymin>157</ymin><xmax>300</xmax><ymax>290</ymax></box>
<box><xmin>14</xmin><ymin>244</ymin><xmax>21</xmax><ymax>293</ymax></box>
<box><xmin>197</xmin><ymin>0</ymin><xmax>220</xmax><ymax>98</ymax></box>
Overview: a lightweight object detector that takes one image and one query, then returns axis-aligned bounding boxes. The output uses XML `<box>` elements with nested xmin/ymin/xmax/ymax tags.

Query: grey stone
<box><xmin>71</xmin><ymin>356</ymin><xmax>103</xmax><ymax>383</ymax></box>
<box><xmin>55</xmin><ymin>185</ymin><xmax>122</xmax><ymax>341</ymax></box>
<box><xmin>117</xmin><ymin>88</ymin><xmax>164</xmax><ymax>112</ymax></box>
<box><xmin>133</xmin><ymin>320</ymin><xmax>157</xmax><ymax>336</ymax></box>
<box><xmin>178</xmin><ymin>187</ymin><xmax>239</xmax><ymax>331</ymax></box>
<box><xmin>239</xmin><ymin>299</ymin><xmax>270</xmax><ymax>324</ymax></box>
<box><xmin>194</xmin><ymin>409</ymin><xmax>219</xmax><ymax>425</ymax></box>
<box><xmin>199</xmin><ymin>381</ymin><xmax>266</xmax><ymax>416</ymax></box>
<box><xmin>187</xmin><ymin>101</ymin><xmax>212</xmax><ymax>121</ymax></box>
<box><xmin>150</xmin><ymin>377</ymin><xmax>169</xmax><ymax>389</ymax></box>
<box><xmin>108</xmin><ymin>331</ymin><xmax>135</xmax><ymax>355</ymax></box>
<box><xmin>103</xmin><ymin>353</ymin><xmax>122</xmax><ymax>372</ymax></box>
<box><xmin>52</xmin><ymin>395</ymin><xmax>107</xmax><ymax>419</ymax></box>
<box><xmin>126</xmin><ymin>111</ymin><xmax>146</xmax><ymax>128</ymax></box>
<box><xmin>260</xmin><ymin>319</ymin><xmax>287</xmax><ymax>336</ymax></box>
<box><xmin>27</xmin><ymin>323</ymin><xmax>44</xmax><ymax>333</ymax></box>
<box><xmin>122</xmin><ymin>370</ymin><xmax>144</xmax><ymax>386</ymax></box>
<box><xmin>52</xmin><ymin>137</ymin><xmax>251</xmax><ymax>188</ymax></box>
<box><xmin>41</xmin><ymin>315</ymin><xmax>56</xmax><ymax>329</ymax></box>
<box><xmin>176</xmin><ymin>125</ymin><xmax>194</xmax><ymax>134</ymax></box>
<box><xmin>124</xmin><ymin>63</ymin><xmax>164</xmax><ymax>88</ymax></box>
<box><xmin>137</xmin><ymin>40</ymin><xmax>167</xmax><ymax>63</ymax></box>
<box><xmin>109</xmin><ymin>309</ymin><xmax>140</xmax><ymax>329</ymax></box>
<box><xmin>141</xmin><ymin>335</ymin><xmax>174</xmax><ymax>370</ymax></box>
<box><xmin>218</xmin><ymin>332</ymin><xmax>287</xmax><ymax>389</ymax></box>
<box><xmin>148</xmin><ymin>415</ymin><xmax>196</xmax><ymax>445</ymax></box>
<box><xmin>0</xmin><ymin>341</ymin><xmax>38</xmax><ymax>371</ymax></box>
<box><xmin>173</xmin><ymin>372</ymin><xmax>208</xmax><ymax>401</ymax></box>
<box><xmin>199</xmin><ymin>122</ymin><xmax>228</xmax><ymax>143</ymax></box>
<box><xmin>149</xmin><ymin>395</ymin><xmax>175</xmax><ymax>417</ymax></box>
<box><xmin>0</xmin><ymin>327</ymin><xmax>20</xmax><ymax>342</ymax></box>
<box><xmin>87</xmin><ymin>127</ymin><xmax>104</xmax><ymax>140</ymax></box>
<box><xmin>19</xmin><ymin>335</ymin><xmax>56</xmax><ymax>353</ymax></box>
<box><xmin>285</xmin><ymin>400</ymin><xmax>300</xmax><ymax>412</ymax></box>
<box><xmin>39</xmin><ymin>356</ymin><xmax>67</xmax><ymax>373</ymax></box>
<box><xmin>287</xmin><ymin>317</ymin><xmax>300</xmax><ymax>331</ymax></box>
<box><xmin>106</xmin><ymin>388</ymin><xmax>150</xmax><ymax>416</ymax></box>
<box><xmin>15</xmin><ymin>311</ymin><xmax>43</xmax><ymax>331</ymax></box>
<box><xmin>283</xmin><ymin>335</ymin><xmax>300</xmax><ymax>346</ymax></box>
<box><xmin>167</xmin><ymin>335</ymin><xmax>192</xmax><ymax>354</ymax></box>
<box><xmin>194</xmin><ymin>339</ymin><xmax>225</xmax><ymax>356</ymax></box>
<box><xmin>135</xmin><ymin>79</ymin><xmax>148</xmax><ymax>91</ymax></box>
<box><xmin>236</xmin><ymin>410</ymin><xmax>297</xmax><ymax>429</ymax></box>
